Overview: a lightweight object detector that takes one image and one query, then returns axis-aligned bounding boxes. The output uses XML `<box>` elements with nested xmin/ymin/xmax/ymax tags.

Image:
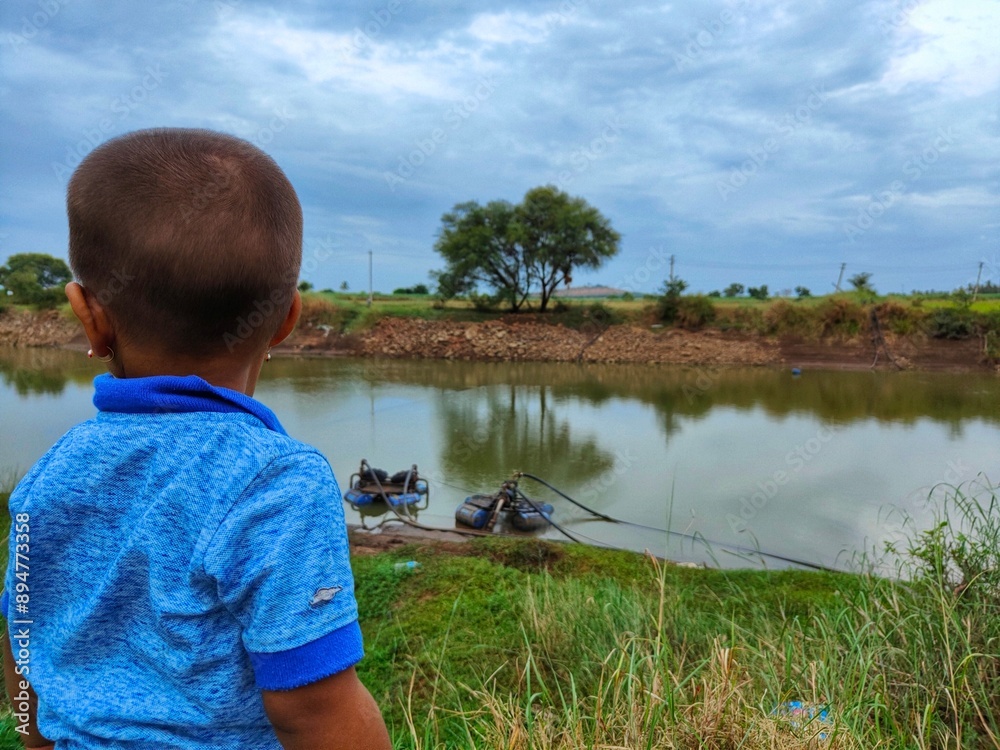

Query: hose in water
<box><xmin>514</xmin><ymin>488</ymin><xmax>584</xmax><ymax>545</ymax></box>
<box><xmin>518</xmin><ymin>472</ymin><xmax>836</xmax><ymax>573</ymax></box>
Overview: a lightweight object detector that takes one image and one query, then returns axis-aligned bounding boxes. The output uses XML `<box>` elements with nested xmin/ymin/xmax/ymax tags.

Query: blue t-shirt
<box><xmin>3</xmin><ymin>374</ymin><xmax>362</xmax><ymax>749</ymax></box>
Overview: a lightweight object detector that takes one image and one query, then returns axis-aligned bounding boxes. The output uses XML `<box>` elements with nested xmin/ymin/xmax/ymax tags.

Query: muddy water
<box><xmin>2</xmin><ymin>347</ymin><xmax>998</xmax><ymax>570</ymax></box>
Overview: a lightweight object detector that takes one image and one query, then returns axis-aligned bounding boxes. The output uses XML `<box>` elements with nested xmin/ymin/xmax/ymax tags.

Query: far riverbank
<box><xmin>1</xmin><ymin>306</ymin><xmax>992</xmax><ymax>372</ymax></box>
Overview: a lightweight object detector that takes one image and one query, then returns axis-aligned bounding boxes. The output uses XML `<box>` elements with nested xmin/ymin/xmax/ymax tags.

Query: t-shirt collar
<box><xmin>92</xmin><ymin>373</ymin><xmax>287</xmax><ymax>435</ymax></box>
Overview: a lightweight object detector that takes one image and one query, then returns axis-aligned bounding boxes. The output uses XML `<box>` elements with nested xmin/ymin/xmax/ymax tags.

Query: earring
<box><xmin>88</xmin><ymin>348</ymin><xmax>114</xmax><ymax>362</ymax></box>
<box><xmin>266</xmin><ymin>349</ymin><xmax>272</xmax><ymax>362</ymax></box>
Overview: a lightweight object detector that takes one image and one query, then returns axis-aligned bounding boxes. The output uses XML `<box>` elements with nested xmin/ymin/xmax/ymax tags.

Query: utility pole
<box><xmin>669</xmin><ymin>254</ymin><xmax>676</xmax><ymax>284</ymax></box>
<box><xmin>972</xmin><ymin>260</ymin><xmax>984</xmax><ymax>302</ymax></box>
<box><xmin>834</xmin><ymin>262</ymin><xmax>846</xmax><ymax>292</ymax></box>
<box><xmin>367</xmin><ymin>250</ymin><xmax>373</xmax><ymax>308</ymax></box>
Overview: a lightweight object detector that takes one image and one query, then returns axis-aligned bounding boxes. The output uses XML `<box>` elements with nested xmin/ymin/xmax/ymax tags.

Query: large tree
<box><xmin>0</xmin><ymin>253</ymin><xmax>72</xmax><ymax>307</ymax></box>
<box><xmin>433</xmin><ymin>186</ymin><xmax>620</xmax><ymax>311</ymax></box>
<box><xmin>433</xmin><ymin>199</ymin><xmax>529</xmax><ymax>310</ymax></box>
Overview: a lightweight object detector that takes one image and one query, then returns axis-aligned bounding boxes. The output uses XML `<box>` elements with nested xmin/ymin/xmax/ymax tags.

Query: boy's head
<box><xmin>67</xmin><ymin>128</ymin><xmax>303</xmax><ymax>360</ymax></box>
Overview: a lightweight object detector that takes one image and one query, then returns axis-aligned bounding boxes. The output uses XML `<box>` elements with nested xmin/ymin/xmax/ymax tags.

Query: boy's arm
<box><xmin>2</xmin><ymin>630</ymin><xmax>54</xmax><ymax>748</ymax></box>
<box><xmin>261</xmin><ymin>666</ymin><xmax>391</xmax><ymax>750</ymax></box>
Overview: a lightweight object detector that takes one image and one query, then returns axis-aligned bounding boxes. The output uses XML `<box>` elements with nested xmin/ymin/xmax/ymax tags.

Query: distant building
<box><xmin>551</xmin><ymin>285</ymin><xmax>629</xmax><ymax>298</ymax></box>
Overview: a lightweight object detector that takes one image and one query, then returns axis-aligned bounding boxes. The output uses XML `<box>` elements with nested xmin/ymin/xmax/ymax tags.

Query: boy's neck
<box><xmin>108</xmin><ymin>348</ymin><xmax>264</xmax><ymax>397</ymax></box>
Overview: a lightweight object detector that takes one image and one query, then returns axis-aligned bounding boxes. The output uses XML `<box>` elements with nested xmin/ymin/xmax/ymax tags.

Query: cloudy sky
<box><xmin>1</xmin><ymin>0</ymin><xmax>997</xmax><ymax>296</ymax></box>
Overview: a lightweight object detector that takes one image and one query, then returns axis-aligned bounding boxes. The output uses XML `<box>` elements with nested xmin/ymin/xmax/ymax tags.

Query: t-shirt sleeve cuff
<box><xmin>249</xmin><ymin>620</ymin><xmax>364</xmax><ymax>691</ymax></box>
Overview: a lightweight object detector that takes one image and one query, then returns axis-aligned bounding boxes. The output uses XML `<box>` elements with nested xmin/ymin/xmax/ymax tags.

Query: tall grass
<box><xmin>370</xmin><ymin>482</ymin><xmax>1000</xmax><ymax>749</ymax></box>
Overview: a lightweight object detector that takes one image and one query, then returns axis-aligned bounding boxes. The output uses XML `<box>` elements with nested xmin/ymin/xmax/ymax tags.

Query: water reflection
<box><xmin>0</xmin><ymin>347</ymin><xmax>99</xmax><ymax>396</ymax></box>
<box><xmin>435</xmin><ymin>383</ymin><xmax>615</xmax><ymax>492</ymax></box>
<box><xmin>297</xmin><ymin>358</ymin><xmax>1000</xmax><ymax>432</ymax></box>
<box><xmin>3</xmin><ymin>349</ymin><xmax>998</xmax><ymax>431</ymax></box>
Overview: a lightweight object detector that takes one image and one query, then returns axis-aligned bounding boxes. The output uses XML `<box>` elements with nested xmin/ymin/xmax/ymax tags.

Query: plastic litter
<box><xmin>394</xmin><ymin>561</ymin><xmax>421</xmax><ymax>572</ymax></box>
<box><xmin>772</xmin><ymin>701</ymin><xmax>832</xmax><ymax>740</ymax></box>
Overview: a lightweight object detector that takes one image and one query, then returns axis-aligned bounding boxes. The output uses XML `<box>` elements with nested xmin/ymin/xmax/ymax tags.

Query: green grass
<box><xmin>348</xmin><ymin>482</ymin><xmax>999</xmax><ymax>748</ymax></box>
<box><xmin>1</xmin><ymin>476</ymin><xmax>997</xmax><ymax>748</ymax></box>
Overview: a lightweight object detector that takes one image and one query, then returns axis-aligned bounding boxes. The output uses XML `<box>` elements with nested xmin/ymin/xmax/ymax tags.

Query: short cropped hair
<box><xmin>68</xmin><ymin>128</ymin><xmax>302</xmax><ymax>357</ymax></box>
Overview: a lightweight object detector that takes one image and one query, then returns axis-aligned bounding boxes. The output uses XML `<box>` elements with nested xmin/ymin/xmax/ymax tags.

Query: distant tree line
<box><xmin>393</xmin><ymin>284</ymin><xmax>429</xmax><ymax>295</ymax></box>
<box><xmin>0</xmin><ymin>253</ymin><xmax>72</xmax><ymax>309</ymax></box>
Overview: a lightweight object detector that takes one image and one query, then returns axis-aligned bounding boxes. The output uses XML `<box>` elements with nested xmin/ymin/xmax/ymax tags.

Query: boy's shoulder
<box><xmin>110</xmin><ymin>409</ymin><xmax>333</xmax><ymax>480</ymax></box>
<box><xmin>16</xmin><ymin>410</ymin><xmax>334</xmax><ymax>511</ymax></box>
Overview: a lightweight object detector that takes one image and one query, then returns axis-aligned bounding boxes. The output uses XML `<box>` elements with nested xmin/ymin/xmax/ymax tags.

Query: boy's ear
<box><xmin>269</xmin><ymin>290</ymin><xmax>302</xmax><ymax>347</ymax></box>
<box><xmin>66</xmin><ymin>282</ymin><xmax>116</xmax><ymax>357</ymax></box>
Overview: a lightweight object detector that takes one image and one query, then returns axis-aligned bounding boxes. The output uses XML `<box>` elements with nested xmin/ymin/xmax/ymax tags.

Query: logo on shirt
<box><xmin>310</xmin><ymin>586</ymin><xmax>343</xmax><ymax>607</ymax></box>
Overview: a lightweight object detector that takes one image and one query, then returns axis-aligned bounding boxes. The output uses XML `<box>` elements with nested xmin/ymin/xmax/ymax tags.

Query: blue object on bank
<box><xmin>772</xmin><ymin>701</ymin><xmax>832</xmax><ymax>740</ymax></box>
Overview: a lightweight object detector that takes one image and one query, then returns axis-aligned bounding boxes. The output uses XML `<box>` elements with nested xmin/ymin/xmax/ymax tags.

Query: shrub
<box><xmin>872</xmin><ymin>300</ymin><xmax>921</xmax><ymax>336</ymax></box>
<box><xmin>984</xmin><ymin>331</ymin><xmax>1000</xmax><ymax>362</ymax></box>
<box><xmin>928</xmin><ymin>308</ymin><xmax>975</xmax><ymax>339</ymax></box>
<box><xmin>762</xmin><ymin>299</ymin><xmax>813</xmax><ymax>335</ymax></box>
<box><xmin>675</xmin><ymin>295</ymin><xmax>716</xmax><ymax>329</ymax></box>
<box><xmin>469</xmin><ymin>292</ymin><xmax>502</xmax><ymax>311</ymax></box>
<box><xmin>560</xmin><ymin>302</ymin><xmax>621</xmax><ymax>333</ymax></box>
<box><xmin>298</xmin><ymin>296</ymin><xmax>359</xmax><ymax>332</ymax></box>
<box><xmin>656</xmin><ymin>278</ymin><xmax>688</xmax><ymax>323</ymax></box>
<box><xmin>848</xmin><ymin>271</ymin><xmax>874</xmax><ymax>293</ymax></box>
<box><xmin>817</xmin><ymin>297</ymin><xmax>866</xmax><ymax>337</ymax></box>
<box><xmin>715</xmin><ymin>304</ymin><xmax>765</xmax><ymax>333</ymax></box>
<box><xmin>747</xmin><ymin>285</ymin><xmax>769</xmax><ymax>301</ymax></box>
<box><xmin>30</xmin><ymin>288</ymin><xmax>65</xmax><ymax>310</ymax></box>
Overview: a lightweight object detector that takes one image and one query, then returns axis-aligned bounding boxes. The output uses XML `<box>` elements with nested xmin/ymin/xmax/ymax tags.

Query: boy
<box><xmin>2</xmin><ymin>129</ymin><xmax>391</xmax><ymax>749</ymax></box>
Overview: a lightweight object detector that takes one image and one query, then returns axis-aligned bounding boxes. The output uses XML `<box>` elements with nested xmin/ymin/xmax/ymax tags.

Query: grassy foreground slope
<box><xmin>1</xmin><ymin>486</ymin><xmax>998</xmax><ymax>749</ymax></box>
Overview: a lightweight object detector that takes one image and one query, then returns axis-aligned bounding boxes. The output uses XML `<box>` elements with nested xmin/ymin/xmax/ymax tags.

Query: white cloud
<box><xmin>466</xmin><ymin>11</ymin><xmax>564</xmax><ymax>45</ymax></box>
<box><xmin>879</xmin><ymin>0</ymin><xmax>1000</xmax><ymax>96</ymax></box>
<box><xmin>906</xmin><ymin>186</ymin><xmax>998</xmax><ymax>208</ymax></box>
<box><xmin>210</xmin><ymin>17</ymin><xmax>475</xmax><ymax>101</ymax></box>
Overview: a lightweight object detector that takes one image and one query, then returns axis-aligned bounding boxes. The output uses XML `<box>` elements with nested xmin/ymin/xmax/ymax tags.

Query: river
<box><xmin>2</xmin><ymin>347</ymin><xmax>998</xmax><ymax>571</ymax></box>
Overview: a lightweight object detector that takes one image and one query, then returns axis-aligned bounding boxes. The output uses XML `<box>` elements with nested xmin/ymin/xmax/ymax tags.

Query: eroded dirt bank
<box><xmin>0</xmin><ymin>310</ymin><xmax>82</xmax><ymax>348</ymax></box>
<box><xmin>291</xmin><ymin>316</ymin><xmax>990</xmax><ymax>371</ymax></box>
<box><xmin>0</xmin><ymin>309</ymin><xmax>992</xmax><ymax>371</ymax></box>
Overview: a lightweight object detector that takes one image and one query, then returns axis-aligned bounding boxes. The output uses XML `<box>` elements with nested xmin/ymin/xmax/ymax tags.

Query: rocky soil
<box><xmin>0</xmin><ymin>308</ymin><xmax>991</xmax><ymax>371</ymax></box>
<box><xmin>0</xmin><ymin>309</ymin><xmax>81</xmax><ymax>348</ymax></box>
<box><xmin>349</xmin><ymin>317</ymin><xmax>782</xmax><ymax>366</ymax></box>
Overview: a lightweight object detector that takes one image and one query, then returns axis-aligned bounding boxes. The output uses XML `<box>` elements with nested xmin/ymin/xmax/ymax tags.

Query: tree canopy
<box><xmin>849</xmin><ymin>272</ymin><xmax>874</xmax><ymax>293</ymax></box>
<box><xmin>433</xmin><ymin>186</ymin><xmax>620</xmax><ymax>311</ymax></box>
<box><xmin>0</xmin><ymin>253</ymin><xmax>73</xmax><ymax>308</ymax></box>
